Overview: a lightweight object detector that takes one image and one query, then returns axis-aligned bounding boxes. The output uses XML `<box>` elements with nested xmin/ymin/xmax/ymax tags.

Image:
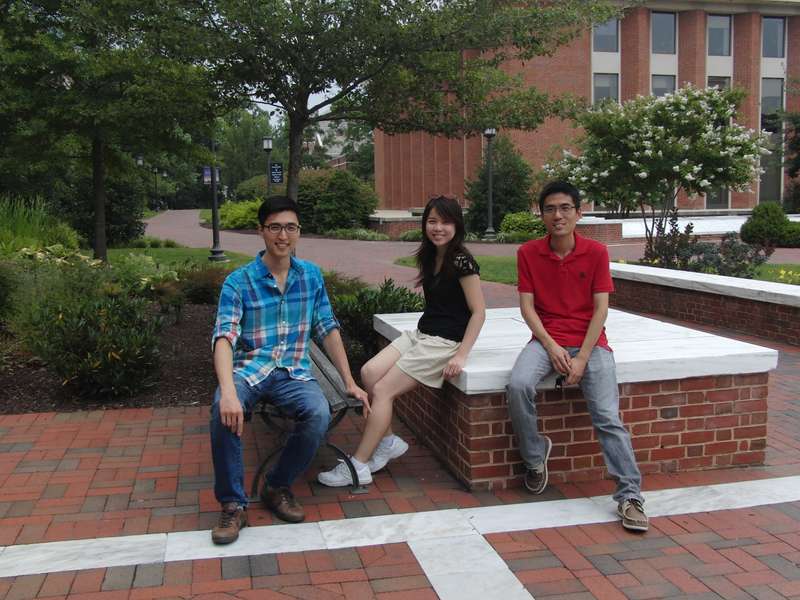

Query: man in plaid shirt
<box><xmin>210</xmin><ymin>196</ymin><xmax>368</xmax><ymax>544</ymax></box>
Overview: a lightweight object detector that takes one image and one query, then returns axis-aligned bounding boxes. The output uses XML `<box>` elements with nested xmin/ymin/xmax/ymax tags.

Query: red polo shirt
<box><xmin>517</xmin><ymin>233</ymin><xmax>614</xmax><ymax>350</ymax></box>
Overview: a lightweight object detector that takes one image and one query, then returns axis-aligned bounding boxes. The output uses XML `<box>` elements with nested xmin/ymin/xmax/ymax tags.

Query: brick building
<box><xmin>374</xmin><ymin>0</ymin><xmax>800</xmax><ymax>213</ymax></box>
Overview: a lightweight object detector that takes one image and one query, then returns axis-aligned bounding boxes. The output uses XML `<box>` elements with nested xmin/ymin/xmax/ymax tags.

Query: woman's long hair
<box><xmin>414</xmin><ymin>196</ymin><xmax>473</xmax><ymax>286</ymax></box>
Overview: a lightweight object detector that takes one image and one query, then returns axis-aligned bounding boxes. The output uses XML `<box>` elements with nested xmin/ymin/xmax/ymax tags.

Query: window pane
<box><xmin>594</xmin><ymin>73</ymin><xmax>619</xmax><ymax>103</ymax></box>
<box><xmin>706</xmin><ymin>187</ymin><xmax>729</xmax><ymax>209</ymax></box>
<box><xmin>652</xmin><ymin>12</ymin><xmax>676</xmax><ymax>54</ymax></box>
<box><xmin>759</xmin><ymin>132</ymin><xmax>783</xmax><ymax>203</ymax></box>
<box><xmin>763</xmin><ymin>17</ymin><xmax>785</xmax><ymax>58</ymax></box>
<box><xmin>707</xmin><ymin>76</ymin><xmax>730</xmax><ymax>90</ymax></box>
<box><xmin>652</xmin><ymin>75</ymin><xmax>676</xmax><ymax>97</ymax></box>
<box><xmin>708</xmin><ymin>15</ymin><xmax>731</xmax><ymax>56</ymax></box>
<box><xmin>593</xmin><ymin>19</ymin><xmax>618</xmax><ymax>52</ymax></box>
<box><xmin>761</xmin><ymin>78</ymin><xmax>784</xmax><ymax>123</ymax></box>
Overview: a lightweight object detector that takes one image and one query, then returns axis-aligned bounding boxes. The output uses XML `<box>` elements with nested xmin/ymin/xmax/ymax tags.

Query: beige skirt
<box><xmin>390</xmin><ymin>329</ymin><xmax>461</xmax><ymax>388</ymax></box>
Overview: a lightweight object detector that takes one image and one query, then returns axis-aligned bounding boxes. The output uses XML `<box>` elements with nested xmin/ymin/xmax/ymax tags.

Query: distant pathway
<box><xmin>146</xmin><ymin>210</ymin><xmax>800</xmax><ymax>308</ymax></box>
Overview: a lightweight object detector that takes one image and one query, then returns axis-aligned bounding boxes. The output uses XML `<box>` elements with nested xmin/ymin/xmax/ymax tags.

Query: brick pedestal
<box><xmin>393</xmin><ymin>373</ymin><xmax>768</xmax><ymax>491</ymax></box>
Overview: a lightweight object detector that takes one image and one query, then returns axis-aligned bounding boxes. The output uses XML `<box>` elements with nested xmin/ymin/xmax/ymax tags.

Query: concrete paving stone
<box><xmin>222</xmin><ymin>556</ymin><xmax>252</xmax><ymax>580</ymax></box>
<box><xmin>709</xmin><ymin>538</ymin><xmax>759</xmax><ymax>550</ymax></box>
<box><xmin>185</xmin><ymin>425</ymin><xmax>209</xmax><ymax>434</ymax></box>
<box><xmin>341</xmin><ymin>501</ymin><xmax>370</xmax><ymax>519</ymax></box>
<box><xmin>586</xmin><ymin>554</ymin><xmax>629</xmax><ymax>575</ymax></box>
<box><xmin>363</xmin><ymin>499</ymin><xmax>392</xmax><ymax>516</ymax></box>
<box><xmin>105</xmin><ymin>493</ymin><xmax>131</xmax><ymax>512</ymax></box>
<box><xmin>65</xmin><ymin>447</ymin><xmax>106</xmax><ymax>456</ymax></box>
<box><xmin>104</xmin><ymin>448</ymin><xmax>125</xmax><ymax>457</ymax></box>
<box><xmin>541</xmin><ymin>593</ymin><xmax>596</xmax><ymax>600</ymax></box>
<box><xmin>250</xmin><ymin>554</ymin><xmax>279</xmax><ymax>577</ymax></box>
<box><xmin>134</xmin><ymin>480</ymin><xmax>157</xmax><ymax>494</ymax></box>
<box><xmin>139</xmin><ymin>466</ymin><xmax>180</xmax><ymax>473</ymax></box>
<box><xmin>771</xmin><ymin>502</ymin><xmax>800</xmax><ymax>522</ymax></box>
<box><xmin>133</xmin><ymin>563</ymin><xmax>165</xmax><ymax>588</ymax></box>
<box><xmin>15</xmin><ymin>460</ymin><xmax>59</xmax><ymax>472</ymax></box>
<box><xmin>102</xmin><ymin>565</ymin><xmax>136</xmax><ymax>591</ymax></box>
<box><xmin>525</xmin><ymin>578</ymin><xmax>588</xmax><ymax>597</ymax></box>
<box><xmin>0</xmin><ymin>503</ymin><xmax>12</xmax><ymax>519</ymax></box>
<box><xmin>81</xmin><ymin>496</ymin><xmax>107</xmax><ymax>513</ymax></box>
<box><xmin>611</xmin><ymin>548</ymin><xmax>671</xmax><ymax>561</ymax></box>
<box><xmin>6</xmin><ymin>501</ymin><xmax>34</xmax><ymax>518</ymax></box>
<box><xmin>507</xmin><ymin>556</ymin><xmax>563</xmax><ymax>572</ymax></box>
<box><xmin>56</xmin><ymin>458</ymin><xmax>80</xmax><ymax>471</ymax></box>
<box><xmin>41</xmin><ymin>483</ymin><xmax>68</xmax><ymax>499</ymax></box>
<box><xmin>151</xmin><ymin>506</ymin><xmax>199</xmax><ymax>517</ymax></box>
<box><xmin>757</xmin><ymin>554</ymin><xmax>800</xmax><ymax>580</ymax></box>
<box><xmin>623</xmin><ymin>582</ymin><xmax>681</xmax><ymax>599</ymax></box>
<box><xmin>11</xmin><ymin>443</ymin><xmax>33</xmax><ymax>452</ymax></box>
<box><xmin>6</xmin><ymin>574</ymin><xmax>45</xmax><ymax>600</ymax></box>
<box><xmin>178</xmin><ymin>476</ymin><xmax>214</xmax><ymax>491</ymax></box>
<box><xmin>744</xmin><ymin>585</ymin><xmax>793</xmax><ymax>600</ymax></box>
<box><xmin>0</xmin><ymin>444</ymin><xmax>19</xmax><ymax>453</ymax></box>
<box><xmin>331</xmin><ymin>548</ymin><xmax>362</xmax><ymax>570</ymax></box>
<box><xmin>623</xmin><ymin>536</ymin><xmax>678</xmax><ymax>551</ymax></box>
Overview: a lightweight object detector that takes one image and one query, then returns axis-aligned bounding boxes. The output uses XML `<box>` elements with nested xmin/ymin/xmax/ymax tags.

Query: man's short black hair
<box><xmin>258</xmin><ymin>195</ymin><xmax>300</xmax><ymax>226</ymax></box>
<box><xmin>538</xmin><ymin>181</ymin><xmax>582</xmax><ymax>214</ymax></box>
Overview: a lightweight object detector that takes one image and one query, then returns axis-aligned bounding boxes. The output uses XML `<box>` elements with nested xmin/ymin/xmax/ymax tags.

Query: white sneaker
<box><xmin>367</xmin><ymin>436</ymin><xmax>409</xmax><ymax>473</ymax></box>
<box><xmin>317</xmin><ymin>459</ymin><xmax>372</xmax><ymax>487</ymax></box>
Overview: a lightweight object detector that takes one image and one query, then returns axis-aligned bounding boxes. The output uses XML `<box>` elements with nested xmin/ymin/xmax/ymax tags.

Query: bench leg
<box><xmin>249</xmin><ymin>444</ymin><xmax>284</xmax><ymax>501</ymax></box>
<box><xmin>327</xmin><ymin>441</ymin><xmax>369</xmax><ymax>495</ymax></box>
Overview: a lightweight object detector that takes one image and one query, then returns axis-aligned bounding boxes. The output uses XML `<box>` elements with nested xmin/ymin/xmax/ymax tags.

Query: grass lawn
<box><xmin>396</xmin><ymin>256</ymin><xmax>800</xmax><ymax>286</ymax></box>
<box><xmin>108</xmin><ymin>247</ymin><xmax>252</xmax><ymax>268</ymax></box>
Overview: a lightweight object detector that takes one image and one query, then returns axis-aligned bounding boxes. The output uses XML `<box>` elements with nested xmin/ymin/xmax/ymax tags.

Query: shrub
<box><xmin>784</xmin><ymin>181</ymin><xmax>800</xmax><ymax>214</ymax></box>
<box><xmin>109</xmin><ymin>253</ymin><xmax>179</xmax><ymax>299</ymax></box>
<box><xmin>296</xmin><ymin>170</ymin><xmax>333</xmax><ymax>231</ymax></box>
<box><xmin>218</xmin><ymin>200</ymin><xmax>261</xmax><ymax>230</ymax></box>
<box><xmin>313</xmin><ymin>170</ymin><xmax>378</xmax><ymax>233</ymax></box>
<box><xmin>782</xmin><ymin>222</ymin><xmax>800</xmax><ymax>247</ymax></box>
<box><xmin>126</xmin><ymin>236</ymin><xmax>180</xmax><ymax>249</ymax></box>
<box><xmin>333</xmin><ymin>279</ymin><xmax>423</xmax><ymax>373</ymax></box>
<box><xmin>235</xmin><ymin>174</ymin><xmax>287</xmax><ymax>201</ymax></box>
<box><xmin>465</xmin><ymin>136</ymin><xmax>535</xmax><ymax>233</ymax></box>
<box><xmin>496</xmin><ymin>231</ymin><xmax>540</xmax><ymax>243</ymax></box>
<box><xmin>10</xmin><ymin>263</ymin><xmax>162</xmax><ymax>398</ymax></box>
<box><xmin>500</xmin><ymin>211</ymin><xmax>546</xmax><ymax>237</ymax></box>
<box><xmin>0</xmin><ymin>197</ymin><xmax>81</xmax><ymax>256</ymax></box>
<box><xmin>740</xmin><ymin>202</ymin><xmax>790</xmax><ymax>249</ymax></box>
<box><xmin>324</xmin><ymin>228</ymin><xmax>389</xmax><ymax>241</ymax></box>
<box><xmin>399</xmin><ymin>229</ymin><xmax>423</xmax><ymax>242</ymax></box>
<box><xmin>324</xmin><ymin>271</ymin><xmax>369</xmax><ymax>302</ymax></box>
<box><xmin>690</xmin><ymin>233</ymin><xmax>769</xmax><ymax>278</ymax></box>
<box><xmin>0</xmin><ymin>261</ymin><xmax>18</xmax><ymax>328</ymax></box>
<box><xmin>177</xmin><ymin>265</ymin><xmax>229</xmax><ymax>304</ymax></box>
<box><xmin>643</xmin><ymin>209</ymin><xmax>702</xmax><ymax>269</ymax></box>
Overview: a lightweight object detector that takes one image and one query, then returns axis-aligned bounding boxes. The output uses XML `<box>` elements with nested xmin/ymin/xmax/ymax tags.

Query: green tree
<box><xmin>545</xmin><ymin>85</ymin><xmax>770</xmax><ymax>259</ymax></box>
<box><xmin>218</xmin><ymin>107</ymin><xmax>275</xmax><ymax>194</ymax></box>
<box><xmin>465</xmin><ymin>136</ymin><xmax>535</xmax><ymax>233</ymax></box>
<box><xmin>0</xmin><ymin>1</ymin><xmax>218</xmax><ymax>259</ymax></box>
<box><xmin>187</xmin><ymin>0</ymin><xmax>620</xmax><ymax>201</ymax></box>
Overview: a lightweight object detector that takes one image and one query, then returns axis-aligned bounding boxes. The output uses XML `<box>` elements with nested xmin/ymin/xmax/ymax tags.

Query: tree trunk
<box><xmin>286</xmin><ymin>115</ymin><xmax>306</xmax><ymax>202</ymax></box>
<box><xmin>92</xmin><ymin>135</ymin><xmax>108</xmax><ymax>262</ymax></box>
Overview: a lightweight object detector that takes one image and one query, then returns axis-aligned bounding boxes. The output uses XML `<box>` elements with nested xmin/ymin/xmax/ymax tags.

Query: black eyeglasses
<box><xmin>264</xmin><ymin>223</ymin><xmax>301</xmax><ymax>234</ymax></box>
<box><xmin>542</xmin><ymin>204</ymin><xmax>576</xmax><ymax>215</ymax></box>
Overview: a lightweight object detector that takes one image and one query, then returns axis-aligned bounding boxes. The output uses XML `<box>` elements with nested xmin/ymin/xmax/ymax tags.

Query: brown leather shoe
<box><xmin>211</xmin><ymin>502</ymin><xmax>248</xmax><ymax>545</ymax></box>
<box><xmin>261</xmin><ymin>485</ymin><xmax>305</xmax><ymax>523</ymax></box>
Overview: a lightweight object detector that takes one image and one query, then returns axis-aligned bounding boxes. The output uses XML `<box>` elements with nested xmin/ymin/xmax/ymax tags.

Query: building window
<box><xmin>708</xmin><ymin>15</ymin><xmax>731</xmax><ymax>56</ymax></box>
<box><xmin>759</xmin><ymin>78</ymin><xmax>784</xmax><ymax>204</ymax></box>
<box><xmin>707</xmin><ymin>76</ymin><xmax>731</xmax><ymax>90</ymax></box>
<box><xmin>593</xmin><ymin>74</ymin><xmax>619</xmax><ymax>104</ymax></box>
<box><xmin>593</xmin><ymin>18</ymin><xmax>619</xmax><ymax>52</ymax></box>
<box><xmin>762</xmin><ymin>17</ymin><xmax>785</xmax><ymax>58</ymax></box>
<box><xmin>706</xmin><ymin>187</ymin><xmax>729</xmax><ymax>209</ymax></box>
<box><xmin>652</xmin><ymin>12</ymin><xmax>676</xmax><ymax>54</ymax></box>
<box><xmin>652</xmin><ymin>75</ymin><xmax>676</xmax><ymax>97</ymax></box>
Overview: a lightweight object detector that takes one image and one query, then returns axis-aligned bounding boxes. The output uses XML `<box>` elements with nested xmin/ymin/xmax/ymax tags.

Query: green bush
<box><xmin>234</xmin><ymin>174</ymin><xmax>287</xmax><ymax>201</ymax></box>
<box><xmin>333</xmin><ymin>279</ymin><xmax>423</xmax><ymax>374</ymax></box>
<box><xmin>313</xmin><ymin>170</ymin><xmax>378</xmax><ymax>233</ymax></box>
<box><xmin>10</xmin><ymin>263</ymin><xmax>162</xmax><ymax>398</ymax></box>
<box><xmin>500</xmin><ymin>211</ymin><xmax>546</xmax><ymax>236</ymax></box>
<box><xmin>126</xmin><ymin>236</ymin><xmax>181</xmax><ymax>249</ymax></box>
<box><xmin>465</xmin><ymin>136</ymin><xmax>535</xmax><ymax>233</ymax></box>
<box><xmin>689</xmin><ymin>233</ymin><xmax>769</xmax><ymax>278</ymax></box>
<box><xmin>399</xmin><ymin>229</ymin><xmax>423</xmax><ymax>242</ymax></box>
<box><xmin>783</xmin><ymin>222</ymin><xmax>800</xmax><ymax>247</ymax></box>
<box><xmin>296</xmin><ymin>170</ymin><xmax>333</xmax><ymax>231</ymax></box>
<box><xmin>740</xmin><ymin>202</ymin><xmax>790</xmax><ymax>249</ymax></box>
<box><xmin>324</xmin><ymin>271</ymin><xmax>369</xmax><ymax>302</ymax></box>
<box><xmin>177</xmin><ymin>265</ymin><xmax>229</xmax><ymax>304</ymax></box>
<box><xmin>218</xmin><ymin>200</ymin><xmax>261</xmax><ymax>230</ymax></box>
<box><xmin>0</xmin><ymin>261</ymin><xmax>18</xmax><ymax>328</ymax></box>
<box><xmin>496</xmin><ymin>231</ymin><xmax>540</xmax><ymax>244</ymax></box>
<box><xmin>110</xmin><ymin>253</ymin><xmax>179</xmax><ymax>299</ymax></box>
<box><xmin>324</xmin><ymin>228</ymin><xmax>389</xmax><ymax>241</ymax></box>
<box><xmin>0</xmin><ymin>197</ymin><xmax>81</xmax><ymax>256</ymax></box>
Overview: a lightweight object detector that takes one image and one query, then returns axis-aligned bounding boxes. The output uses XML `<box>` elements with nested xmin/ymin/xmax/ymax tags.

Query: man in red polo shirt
<box><xmin>507</xmin><ymin>181</ymin><xmax>647</xmax><ymax>532</ymax></box>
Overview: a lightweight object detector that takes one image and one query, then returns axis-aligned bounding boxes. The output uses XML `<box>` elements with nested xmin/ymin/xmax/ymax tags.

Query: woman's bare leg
<box><xmin>360</xmin><ymin>345</ymin><xmax>401</xmax><ymax>438</ymax></box>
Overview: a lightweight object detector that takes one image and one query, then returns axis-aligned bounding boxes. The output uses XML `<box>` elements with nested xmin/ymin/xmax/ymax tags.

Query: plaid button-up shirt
<box><xmin>212</xmin><ymin>251</ymin><xmax>340</xmax><ymax>386</ymax></box>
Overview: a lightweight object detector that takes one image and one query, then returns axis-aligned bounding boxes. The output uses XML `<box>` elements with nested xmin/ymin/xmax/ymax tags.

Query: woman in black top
<box><xmin>319</xmin><ymin>196</ymin><xmax>486</xmax><ymax>487</ymax></box>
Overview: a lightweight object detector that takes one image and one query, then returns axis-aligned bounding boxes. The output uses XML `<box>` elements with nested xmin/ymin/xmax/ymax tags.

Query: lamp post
<box><xmin>263</xmin><ymin>136</ymin><xmax>273</xmax><ymax>197</ymax></box>
<box><xmin>483</xmin><ymin>128</ymin><xmax>497</xmax><ymax>240</ymax></box>
<box><xmin>152</xmin><ymin>166</ymin><xmax>159</xmax><ymax>210</ymax></box>
<box><xmin>209</xmin><ymin>140</ymin><xmax>227</xmax><ymax>262</ymax></box>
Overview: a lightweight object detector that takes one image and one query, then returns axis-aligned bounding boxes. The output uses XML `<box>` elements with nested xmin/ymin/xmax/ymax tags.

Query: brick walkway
<box><xmin>0</xmin><ymin>211</ymin><xmax>794</xmax><ymax>598</ymax></box>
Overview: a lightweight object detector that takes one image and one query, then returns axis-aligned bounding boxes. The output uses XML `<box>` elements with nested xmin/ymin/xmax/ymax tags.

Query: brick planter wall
<box><xmin>369</xmin><ymin>219</ymin><xmax>420</xmax><ymax>239</ymax></box>
<box><xmin>611</xmin><ymin>278</ymin><xmax>800</xmax><ymax>346</ymax></box>
<box><xmin>576</xmin><ymin>222</ymin><xmax>622</xmax><ymax>244</ymax></box>
<box><xmin>393</xmin><ymin>373</ymin><xmax>768</xmax><ymax>491</ymax></box>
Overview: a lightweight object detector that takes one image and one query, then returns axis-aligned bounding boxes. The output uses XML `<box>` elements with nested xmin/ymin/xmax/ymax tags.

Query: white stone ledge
<box><xmin>611</xmin><ymin>262</ymin><xmax>800</xmax><ymax>308</ymax></box>
<box><xmin>374</xmin><ymin>308</ymin><xmax>778</xmax><ymax>394</ymax></box>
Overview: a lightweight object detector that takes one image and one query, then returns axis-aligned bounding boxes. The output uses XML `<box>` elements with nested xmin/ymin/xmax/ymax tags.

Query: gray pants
<box><xmin>507</xmin><ymin>341</ymin><xmax>642</xmax><ymax>503</ymax></box>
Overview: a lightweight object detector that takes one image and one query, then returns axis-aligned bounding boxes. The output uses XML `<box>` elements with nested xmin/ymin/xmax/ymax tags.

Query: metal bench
<box><xmin>248</xmin><ymin>342</ymin><xmax>369</xmax><ymax>497</ymax></box>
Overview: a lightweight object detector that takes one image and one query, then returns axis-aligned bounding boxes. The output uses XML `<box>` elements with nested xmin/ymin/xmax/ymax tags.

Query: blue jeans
<box><xmin>210</xmin><ymin>368</ymin><xmax>330</xmax><ymax>506</ymax></box>
<box><xmin>507</xmin><ymin>341</ymin><xmax>642</xmax><ymax>503</ymax></box>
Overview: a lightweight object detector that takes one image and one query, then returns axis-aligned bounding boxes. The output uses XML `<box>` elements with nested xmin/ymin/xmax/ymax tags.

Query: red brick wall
<box><xmin>620</xmin><ymin>7</ymin><xmax>650</xmax><ymax>101</ymax></box>
<box><xmin>611</xmin><ymin>278</ymin><xmax>800</xmax><ymax>346</ymax></box>
<box><xmin>678</xmin><ymin>11</ymin><xmax>706</xmax><ymax>88</ymax></box>
<box><xmin>394</xmin><ymin>372</ymin><xmax>768</xmax><ymax>491</ymax></box>
<box><xmin>370</xmin><ymin>220</ymin><xmax>420</xmax><ymax>239</ymax></box>
<box><xmin>731</xmin><ymin>13</ymin><xmax>761</xmax><ymax>209</ymax></box>
<box><xmin>788</xmin><ymin>17</ymin><xmax>800</xmax><ymax>114</ymax></box>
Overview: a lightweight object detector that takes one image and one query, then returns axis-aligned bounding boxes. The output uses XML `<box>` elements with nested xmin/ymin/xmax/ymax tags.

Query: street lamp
<box><xmin>483</xmin><ymin>128</ymin><xmax>497</xmax><ymax>241</ymax></box>
<box><xmin>209</xmin><ymin>140</ymin><xmax>227</xmax><ymax>262</ymax></box>
<box><xmin>152</xmin><ymin>166</ymin><xmax>159</xmax><ymax>210</ymax></box>
<box><xmin>262</xmin><ymin>136</ymin><xmax>273</xmax><ymax>197</ymax></box>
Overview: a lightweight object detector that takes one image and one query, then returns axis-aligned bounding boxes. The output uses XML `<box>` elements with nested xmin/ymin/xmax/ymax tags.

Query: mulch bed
<box><xmin>0</xmin><ymin>304</ymin><xmax>218</xmax><ymax>414</ymax></box>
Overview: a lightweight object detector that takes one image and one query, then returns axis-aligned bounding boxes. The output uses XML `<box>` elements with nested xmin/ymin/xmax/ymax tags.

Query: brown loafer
<box><xmin>618</xmin><ymin>498</ymin><xmax>649</xmax><ymax>532</ymax></box>
<box><xmin>211</xmin><ymin>502</ymin><xmax>248</xmax><ymax>545</ymax></box>
<box><xmin>261</xmin><ymin>485</ymin><xmax>305</xmax><ymax>523</ymax></box>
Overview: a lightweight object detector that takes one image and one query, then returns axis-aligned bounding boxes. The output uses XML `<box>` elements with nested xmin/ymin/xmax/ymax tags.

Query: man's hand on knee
<box><xmin>545</xmin><ymin>342</ymin><xmax>572</xmax><ymax>375</ymax></box>
<box><xmin>219</xmin><ymin>389</ymin><xmax>244</xmax><ymax>437</ymax></box>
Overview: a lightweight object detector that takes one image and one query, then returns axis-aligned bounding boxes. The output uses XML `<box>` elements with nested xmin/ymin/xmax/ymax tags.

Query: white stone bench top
<box><xmin>374</xmin><ymin>308</ymin><xmax>779</xmax><ymax>394</ymax></box>
<box><xmin>611</xmin><ymin>262</ymin><xmax>800</xmax><ymax>308</ymax></box>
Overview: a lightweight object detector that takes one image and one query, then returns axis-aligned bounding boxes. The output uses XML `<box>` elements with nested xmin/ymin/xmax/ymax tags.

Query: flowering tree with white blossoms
<box><xmin>544</xmin><ymin>85</ymin><xmax>771</xmax><ymax>259</ymax></box>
